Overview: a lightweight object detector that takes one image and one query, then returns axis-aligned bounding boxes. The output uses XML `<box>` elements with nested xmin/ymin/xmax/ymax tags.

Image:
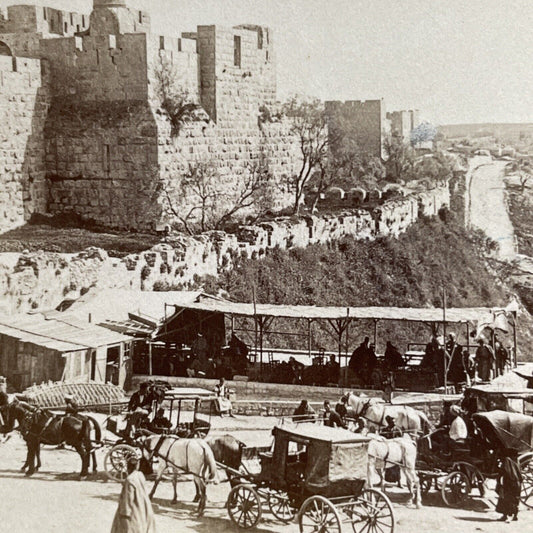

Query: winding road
<box><xmin>468</xmin><ymin>160</ymin><xmax>517</xmax><ymax>260</ymax></box>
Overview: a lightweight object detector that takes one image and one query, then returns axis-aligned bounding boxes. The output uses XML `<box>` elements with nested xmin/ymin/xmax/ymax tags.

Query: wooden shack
<box><xmin>0</xmin><ymin>314</ymin><xmax>133</xmax><ymax>391</ymax></box>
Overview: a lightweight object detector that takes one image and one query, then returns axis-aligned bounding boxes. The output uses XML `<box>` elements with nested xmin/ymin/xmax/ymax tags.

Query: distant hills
<box><xmin>439</xmin><ymin>123</ymin><xmax>533</xmax><ymax>140</ymax></box>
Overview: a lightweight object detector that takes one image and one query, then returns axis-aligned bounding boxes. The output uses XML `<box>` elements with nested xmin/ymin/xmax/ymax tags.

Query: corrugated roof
<box><xmin>0</xmin><ymin>314</ymin><xmax>133</xmax><ymax>353</ymax></box>
<box><xmin>169</xmin><ymin>297</ymin><xmax>506</xmax><ymax>324</ymax></box>
<box><xmin>44</xmin><ymin>289</ymin><xmax>203</xmax><ymax>326</ymax></box>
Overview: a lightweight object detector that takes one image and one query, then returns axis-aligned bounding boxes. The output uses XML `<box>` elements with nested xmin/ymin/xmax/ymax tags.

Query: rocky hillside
<box><xmin>201</xmin><ymin>210</ymin><xmax>533</xmax><ymax>359</ymax></box>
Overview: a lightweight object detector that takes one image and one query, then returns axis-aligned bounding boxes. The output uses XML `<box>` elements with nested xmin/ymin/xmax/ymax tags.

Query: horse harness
<box><xmin>146</xmin><ymin>435</ymin><xmax>211</xmax><ymax>483</ymax></box>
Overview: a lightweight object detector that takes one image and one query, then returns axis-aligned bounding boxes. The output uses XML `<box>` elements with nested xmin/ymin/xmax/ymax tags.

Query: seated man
<box><xmin>293</xmin><ymin>400</ymin><xmax>316</xmax><ymax>422</ymax></box>
<box><xmin>380</xmin><ymin>415</ymin><xmax>402</xmax><ymax>439</ymax></box>
<box><xmin>64</xmin><ymin>394</ymin><xmax>80</xmax><ymax>417</ymax></box>
<box><xmin>431</xmin><ymin>405</ymin><xmax>468</xmax><ymax>454</ymax></box>
<box><xmin>214</xmin><ymin>377</ymin><xmax>234</xmax><ymax>417</ymax></box>
<box><xmin>150</xmin><ymin>408</ymin><xmax>172</xmax><ymax>433</ymax></box>
<box><xmin>323</xmin><ymin>400</ymin><xmax>346</xmax><ymax>429</ymax></box>
<box><xmin>353</xmin><ymin>417</ymin><xmax>368</xmax><ymax>435</ymax></box>
<box><xmin>335</xmin><ymin>396</ymin><xmax>348</xmax><ymax>421</ymax></box>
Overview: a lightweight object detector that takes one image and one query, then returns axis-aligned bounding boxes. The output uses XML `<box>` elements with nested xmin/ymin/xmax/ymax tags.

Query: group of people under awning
<box><xmin>421</xmin><ymin>332</ymin><xmax>510</xmax><ymax>387</ymax></box>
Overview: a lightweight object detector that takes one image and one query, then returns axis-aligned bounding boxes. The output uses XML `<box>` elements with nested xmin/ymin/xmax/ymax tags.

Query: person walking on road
<box><xmin>111</xmin><ymin>455</ymin><xmax>156</xmax><ymax>533</ymax></box>
<box><xmin>495</xmin><ymin>453</ymin><xmax>522</xmax><ymax>522</ymax></box>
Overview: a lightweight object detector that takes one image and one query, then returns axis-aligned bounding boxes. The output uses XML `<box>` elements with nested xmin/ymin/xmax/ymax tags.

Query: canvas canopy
<box><xmin>472</xmin><ymin>410</ymin><xmax>533</xmax><ymax>453</ymax></box>
<box><xmin>169</xmin><ymin>297</ymin><xmax>514</xmax><ymax>325</ymax></box>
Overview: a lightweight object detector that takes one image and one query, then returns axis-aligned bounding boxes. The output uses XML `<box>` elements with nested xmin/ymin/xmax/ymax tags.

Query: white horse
<box><xmin>347</xmin><ymin>392</ymin><xmax>432</xmax><ymax>436</ymax></box>
<box><xmin>142</xmin><ymin>435</ymin><xmax>219</xmax><ymax>516</ymax></box>
<box><xmin>367</xmin><ymin>434</ymin><xmax>421</xmax><ymax>508</ymax></box>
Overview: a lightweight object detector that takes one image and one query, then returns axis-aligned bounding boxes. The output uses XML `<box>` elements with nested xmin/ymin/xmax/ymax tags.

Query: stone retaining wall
<box><xmin>0</xmin><ymin>184</ymin><xmax>449</xmax><ymax>314</ymax></box>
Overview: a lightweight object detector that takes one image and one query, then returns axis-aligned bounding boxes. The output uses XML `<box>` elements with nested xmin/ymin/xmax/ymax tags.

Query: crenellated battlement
<box><xmin>0</xmin><ymin>2</ymin><xmax>300</xmax><ymax>233</ymax></box>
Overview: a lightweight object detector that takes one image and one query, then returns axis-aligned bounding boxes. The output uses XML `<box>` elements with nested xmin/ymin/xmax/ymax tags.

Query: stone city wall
<box><xmin>0</xmin><ymin>185</ymin><xmax>449</xmax><ymax>314</ymax></box>
<box><xmin>0</xmin><ymin>54</ymin><xmax>49</xmax><ymax>234</ymax></box>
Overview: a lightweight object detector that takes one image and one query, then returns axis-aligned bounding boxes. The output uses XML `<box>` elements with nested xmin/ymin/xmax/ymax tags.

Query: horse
<box><xmin>141</xmin><ymin>435</ymin><xmax>219</xmax><ymax>516</ymax></box>
<box><xmin>367</xmin><ymin>434</ymin><xmax>421</xmax><ymax>508</ymax></box>
<box><xmin>189</xmin><ymin>434</ymin><xmax>245</xmax><ymax>501</ymax></box>
<box><xmin>347</xmin><ymin>392</ymin><xmax>432</xmax><ymax>436</ymax></box>
<box><xmin>3</xmin><ymin>398</ymin><xmax>95</xmax><ymax>479</ymax></box>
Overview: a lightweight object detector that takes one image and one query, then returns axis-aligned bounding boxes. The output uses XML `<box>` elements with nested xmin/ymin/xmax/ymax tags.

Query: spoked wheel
<box><xmin>441</xmin><ymin>471</ymin><xmax>471</xmax><ymax>507</ymax></box>
<box><xmin>299</xmin><ymin>495</ymin><xmax>342</xmax><ymax>533</ymax></box>
<box><xmin>454</xmin><ymin>462</ymin><xmax>485</xmax><ymax>497</ymax></box>
<box><xmin>519</xmin><ymin>452</ymin><xmax>533</xmax><ymax>508</ymax></box>
<box><xmin>348</xmin><ymin>488</ymin><xmax>395</xmax><ymax>533</ymax></box>
<box><xmin>104</xmin><ymin>444</ymin><xmax>138</xmax><ymax>482</ymax></box>
<box><xmin>268</xmin><ymin>490</ymin><xmax>296</xmax><ymax>522</ymax></box>
<box><xmin>227</xmin><ymin>484</ymin><xmax>262</xmax><ymax>529</ymax></box>
<box><xmin>418</xmin><ymin>474</ymin><xmax>433</xmax><ymax>495</ymax></box>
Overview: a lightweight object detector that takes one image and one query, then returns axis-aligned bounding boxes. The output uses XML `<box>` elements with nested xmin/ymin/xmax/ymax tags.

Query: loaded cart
<box><xmin>226</xmin><ymin>423</ymin><xmax>394</xmax><ymax>533</ymax></box>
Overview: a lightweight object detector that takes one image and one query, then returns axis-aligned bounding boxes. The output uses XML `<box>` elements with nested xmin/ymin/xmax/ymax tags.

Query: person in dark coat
<box><xmin>325</xmin><ymin>354</ymin><xmax>341</xmax><ymax>385</ymax></box>
<box><xmin>475</xmin><ymin>339</ymin><xmax>494</xmax><ymax>382</ymax></box>
<box><xmin>494</xmin><ymin>338</ymin><xmax>509</xmax><ymax>377</ymax></box>
<box><xmin>495</xmin><ymin>453</ymin><xmax>522</xmax><ymax>521</ymax></box>
<box><xmin>128</xmin><ymin>383</ymin><xmax>152</xmax><ymax>412</ymax></box>
<box><xmin>150</xmin><ymin>408</ymin><xmax>172</xmax><ymax>433</ymax></box>
<box><xmin>349</xmin><ymin>337</ymin><xmax>370</xmax><ymax>376</ymax></box>
<box><xmin>323</xmin><ymin>401</ymin><xmax>346</xmax><ymax>429</ymax></box>
<box><xmin>293</xmin><ymin>400</ymin><xmax>315</xmax><ymax>422</ymax></box>
<box><xmin>384</xmin><ymin>341</ymin><xmax>404</xmax><ymax>370</ymax></box>
<box><xmin>446</xmin><ymin>333</ymin><xmax>466</xmax><ymax>385</ymax></box>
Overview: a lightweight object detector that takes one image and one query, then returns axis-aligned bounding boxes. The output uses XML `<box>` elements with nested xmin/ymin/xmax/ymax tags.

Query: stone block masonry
<box><xmin>0</xmin><ymin>54</ymin><xmax>49</xmax><ymax>234</ymax></box>
<box><xmin>0</xmin><ymin>185</ymin><xmax>449</xmax><ymax>314</ymax></box>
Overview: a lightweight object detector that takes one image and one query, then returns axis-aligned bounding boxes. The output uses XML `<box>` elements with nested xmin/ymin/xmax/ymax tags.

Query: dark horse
<box><xmin>197</xmin><ymin>434</ymin><xmax>245</xmax><ymax>500</ymax></box>
<box><xmin>2</xmin><ymin>399</ymin><xmax>98</xmax><ymax>479</ymax></box>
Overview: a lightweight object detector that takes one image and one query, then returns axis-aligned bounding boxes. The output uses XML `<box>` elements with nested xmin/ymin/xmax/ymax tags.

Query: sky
<box><xmin>1</xmin><ymin>0</ymin><xmax>532</xmax><ymax>125</ymax></box>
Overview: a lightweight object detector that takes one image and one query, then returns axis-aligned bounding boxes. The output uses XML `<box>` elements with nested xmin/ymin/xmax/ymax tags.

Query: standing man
<box><xmin>494</xmin><ymin>337</ymin><xmax>509</xmax><ymax>377</ymax></box>
<box><xmin>475</xmin><ymin>338</ymin><xmax>494</xmax><ymax>382</ymax></box>
<box><xmin>325</xmin><ymin>354</ymin><xmax>341</xmax><ymax>385</ymax></box>
<box><xmin>446</xmin><ymin>333</ymin><xmax>465</xmax><ymax>387</ymax></box>
<box><xmin>110</xmin><ymin>455</ymin><xmax>156</xmax><ymax>533</ymax></box>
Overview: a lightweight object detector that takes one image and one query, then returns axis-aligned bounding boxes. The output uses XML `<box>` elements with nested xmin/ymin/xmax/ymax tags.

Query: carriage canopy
<box><xmin>472</xmin><ymin>410</ymin><xmax>533</xmax><ymax>454</ymax></box>
<box><xmin>271</xmin><ymin>424</ymin><xmax>370</xmax><ymax>491</ymax></box>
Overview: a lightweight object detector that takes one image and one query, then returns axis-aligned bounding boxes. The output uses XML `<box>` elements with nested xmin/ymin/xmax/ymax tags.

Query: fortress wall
<box><xmin>41</xmin><ymin>32</ymin><xmax>149</xmax><ymax>102</ymax></box>
<box><xmin>0</xmin><ymin>186</ymin><xmax>449</xmax><ymax>314</ymax></box>
<box><xmin>0</xmin><ymin>55</ymin><xmax>49</xmax><ymax>233</ymax></box>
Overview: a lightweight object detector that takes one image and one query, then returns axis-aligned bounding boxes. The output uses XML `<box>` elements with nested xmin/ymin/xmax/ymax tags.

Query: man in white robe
<box><xmin>111</xmin><ymin>456</ymin><xmax>156</xmax><ymax>533</ymax></box>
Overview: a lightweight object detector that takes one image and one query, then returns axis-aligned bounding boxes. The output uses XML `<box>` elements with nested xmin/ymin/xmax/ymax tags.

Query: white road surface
<box><xmin>469</xmin><ymin>161</ymin><xmax>517</xmax><ymax>260</ymax></box>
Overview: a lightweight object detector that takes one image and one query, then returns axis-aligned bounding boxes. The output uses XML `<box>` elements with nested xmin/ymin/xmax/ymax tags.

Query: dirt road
<box><xmin>1</xmin><ymin>431</ymin><xmax>530</xmax><ymax>533</ymax></box>
<box><xmin>468</xmin><ymin>160</ymin><xmax>517</xmax><ymax>260</ymax></box>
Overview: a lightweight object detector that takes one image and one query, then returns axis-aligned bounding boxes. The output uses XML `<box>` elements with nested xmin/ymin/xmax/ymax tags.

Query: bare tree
<box><xmin>283</xmin><ymin>96</ymin><xmax>329</xmax><ymax>214</ymax></box>
<box><xmin>164</xmin><ymin>159</ymin><xmax>272</xmax><ymax>234</ymax></box>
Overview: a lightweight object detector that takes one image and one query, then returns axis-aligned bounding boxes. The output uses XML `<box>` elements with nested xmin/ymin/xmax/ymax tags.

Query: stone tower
<box><xmin>90</xmin><ymin>0</ymin><xmax>150</xmax><ymax>35</ymax></box>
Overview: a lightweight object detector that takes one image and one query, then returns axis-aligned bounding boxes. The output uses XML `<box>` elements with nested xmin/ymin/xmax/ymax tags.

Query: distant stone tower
<box><xmin>90</xmin><ymin>0</ymin><xmax>150</xmax><ymax>35</ymax></box>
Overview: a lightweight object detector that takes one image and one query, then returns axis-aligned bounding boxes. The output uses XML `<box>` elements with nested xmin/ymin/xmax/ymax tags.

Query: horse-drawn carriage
<box><xmin>417</xmin><ymin>410</ymin><xmax>533</xmax><ymax>508</ymax></box>
<box><xmin>225</xmin><ymin>423</ymin><xmax>395</xmax><ymax>533</ymax></box>
<box><xmin>104</xmin><ymin>387</ymin><xmax>215</xmax><ymax>482</ymax></box>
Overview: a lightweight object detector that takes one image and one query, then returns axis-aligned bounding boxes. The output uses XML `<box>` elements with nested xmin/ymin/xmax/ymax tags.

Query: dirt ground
<box><xmin>0</xmin><ymin>418</ymin><xmax>531</xmax><ymax>533</ymax></box>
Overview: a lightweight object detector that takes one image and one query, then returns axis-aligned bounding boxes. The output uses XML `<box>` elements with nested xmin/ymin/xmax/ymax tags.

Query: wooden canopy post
<box><xmin>512</xmin><ymin>312</ymin><xmax>518</xmax><ymax>368</ymax></box>
<box><xmin>307</xmin><ymin>319</ymin><xmax>312</xmax><ymax>359</ymax></box>
<box><xmin>148</xmin><ymin>342</ymin><xmax>153</xmax><ymax>376</ymax></box>
<box><xmin>442</xmin><ymin>289</ymin><xmax>447</xmax><ymax>394</ymax></box>
<box><xmin>373</xmin><ymin>319</ymin><xmax>378</xmax><ymax>349</ymax></box>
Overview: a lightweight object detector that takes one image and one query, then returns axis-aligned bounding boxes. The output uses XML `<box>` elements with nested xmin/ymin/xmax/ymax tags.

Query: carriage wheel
<box><xmin>453</xmin><ymin>462</ymin><xmax>485</xmax><ymax>497</ymax></box>
<box><xmin>268</xmin><ymin>490</ymin><xmax>295</xmax><ymax>522</ymax></box>
<box><xmin>348</xmin><ymin>488</ymin><xmax>394</xmax><ymax>533</ymax></box>
<box><xmin>519</xmin><ymin>452</ymin><xmax>533</xmax><ymax>508</ymax></box>
<box><xmin>299</xmin><ymin>495</ymin><xmax>342</xmax><ymax>533</ymax></box>
<box><xmin>441</xmin><ymin>471</ymin><xmax>471</xmax><ymax>507</ymax></box>
<box><xmin>104</xmin><ymin>444</ymin><xmax>138</xmax><ymax>482</ymax></box>
<box><xmin>418</xmin><ymin>474</ymin><xmax>433</xmax><ymax>495</ymax></box>
<box><xmin>227</xmin><ymin>484</ymin><xmax>262</xmax><ymax>529</ymax></box>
